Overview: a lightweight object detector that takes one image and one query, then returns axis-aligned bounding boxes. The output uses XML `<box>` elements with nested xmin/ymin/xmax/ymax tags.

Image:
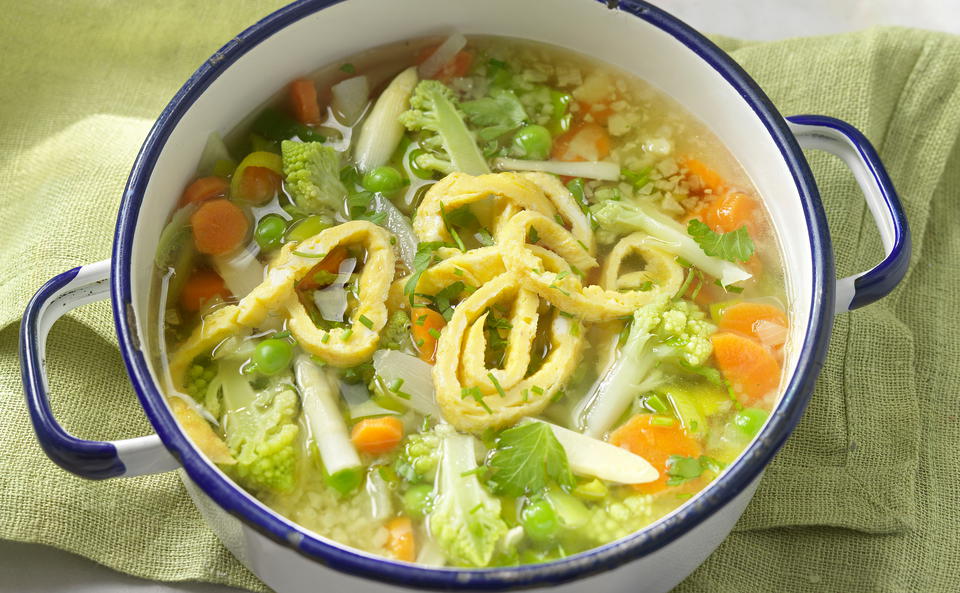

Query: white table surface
<box><xmin>4</xmin><ymin>1</ymin><xmax>958</xmax><ymax>592</ymax></box>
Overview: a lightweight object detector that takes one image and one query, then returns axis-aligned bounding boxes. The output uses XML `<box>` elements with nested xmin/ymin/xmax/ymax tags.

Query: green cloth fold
<box><xmin>0</xmin><ymin>3</ymin><xmax>957</xmax><ymax>592</ymax></box>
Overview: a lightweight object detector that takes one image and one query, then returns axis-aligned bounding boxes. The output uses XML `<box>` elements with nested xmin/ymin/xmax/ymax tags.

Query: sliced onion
<box><xmin>365</xmin><ymin>468</ymin><xmax>394</xmax><ymax>520</ymax></box>
<box><xmin>196</xmin><ymin>131</ymin><xmax>233</xmax><ymax>177</ymax></box>
<box><xmin>493</xmin><ymin>157</ymin><xmax>621</xmax><ymax>181</ymax></box>
<box><xmin>212</xmin><ymin>246</ymin><xmax>264</xmax><ymax>299</ymax></box>
<box><xmin>313</xmin><ymin>257</ymin><xmax>356</xmax><ymax>322</ymax></box>
<box><xmin>331</xmin><ymin>75</ymin><xmax>370</xmax><ymax>126</ymax></box>
<box><xmin>371</xmin><ymin>194</ymin><xmax>417</xmax><ymax>269</ymax></box>
<box><xmin>372</xmin><ymin>349</ymin><xmax>440</xmax><ymax>417</ymax></box>
<box><xmin>418</xmin><ymin>33</ymin><xmax>467</xmax><ymax>79</ymax></box>
<box><xmin>754</xmin><ymin>319</ymin><xmax>788</xmax><ymax>349</ymax></box>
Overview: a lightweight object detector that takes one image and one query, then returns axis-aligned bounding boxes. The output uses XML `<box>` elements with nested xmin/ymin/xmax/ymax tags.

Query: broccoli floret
<box><xmin>576</xmin><ymin>495</ymin><xmax>654</xmax><ymax>546</ymax></box>
<box><xmin>380</xmin><ymin>310</ymin><xmax>411</xmax><ymax>351</ymax></box>
<box><xmin>655</xmin><ymin>300</ymin><xmax>716</xmax><ymax>366</ymax></box>
<box><xmin>281</xmin><ymin>140</ymin><xmax>346</xmax><ymax>214</ymax></box>
<box><xmin>219</xmin><ymin>360</ymin><xmax>300</xmax><ymax>495</ymax></box>
<box><xmin>399</xmin><ymin>80</ymin><xmax>491</xmax><ymax>176</ymax></box>
<box><xmin>394</xmin><ymin>429</ymin><xmax>442</xmax><ymax>483</ymax></box>
<box><xmin>574</xmin><ymin>296</ymin><xmax>716</xmax><ymax>437</ymax></box>
<box><xmin>591</xmin><ymin>199</ymin><xmax>751</xmax><ymax>287</ymax></box>
<box><xmin>428</xmin><ymin>425</ymin><xmax>508</xmax><ymax>567</ymax></box>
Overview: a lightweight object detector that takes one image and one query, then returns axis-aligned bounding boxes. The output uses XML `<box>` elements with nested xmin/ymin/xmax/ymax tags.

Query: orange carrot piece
<box><xmin>190</xmin><ymin>199</ymin><xmax>249</xmax><ymax>255</ymax></box>
<box><xmin>296</xmin><ymin>246</ymin><xmax>348</xmax><ymax>292</ymax></box>
<box><xmin>435</xmin><ymin>50</ymin><xmax>474</xmax><ymax>82</ymax></box>
<box><xmin>711</xmin><ymin>333</ymin><xmax>781</xmax><ymax>404</ymax></box>
<box><xmin>179</xmin><ymin>176</ymin><xmax>229</xmax><ymax>206</ymax></box>
<box><xmin>682</xmin><ymin>158</ymin><xmax>727</xmax><ymax>195</ymax></box>
<box><xmin>719</xmin><ymin>302</ymin><xmax>788</xmax><ymax>344</ymax></box>
<box><xmin>411</xmin><ymin>307</ymin><xmax>446</xmax><ymax>364</ymax></box>
<box><xmin>702</xmin><ymin>191</ymin><xmax>757</xmax><ymax>234</ymax></box>
<box><xmin>577</xmin><ymin>100</ymin><xmax>614</xmax><ymax>125</ymax></box>
<box><xmin>179</xmin><ymin>269</ymin><xmax>230</xmax><ymax>312</ymax></box>
<box><xmin>351</xmin><ymin>417</ymin><xmax>405</xmax><ymax>455</ymax></box>
<box><xmin>609</xmin><ymin>414</ymin><xmax>702</xmax><ymax>494</ymax></box>
<box><xmin>234</xmin><ymin>166</ymin><xmax>282</xmax><ymax>205</ymax></box>
<box><xmin>551</xmin><ymin>122</ymin><xmax>610</xmax><ymax>162</ymax></box>
<box><xmin>385</xmin><ymin>517</ymin><xmax>416</xmax><ymax>562</ymax></box>
<box><xmin>289</xmin><ymin>78</ymin><xmax>321</xmax><ymax>126</ymax></box>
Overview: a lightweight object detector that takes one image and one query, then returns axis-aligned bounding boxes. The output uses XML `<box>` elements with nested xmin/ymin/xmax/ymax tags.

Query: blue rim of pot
<box><xmin>111</xmin><ymin>0</ymin><xmax>835</xmax><ymax>589</ymax></box>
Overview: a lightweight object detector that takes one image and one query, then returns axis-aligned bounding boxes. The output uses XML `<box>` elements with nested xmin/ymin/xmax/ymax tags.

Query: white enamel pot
<box><xmin>20</xmin><ymin>1</ymin><xmax>910</xmax><ymax>591</ymax></box>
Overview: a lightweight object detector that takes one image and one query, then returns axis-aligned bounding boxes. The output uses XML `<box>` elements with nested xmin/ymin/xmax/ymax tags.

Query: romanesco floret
<box><xmin>394</xmin><ymin>429</ymin><xmax>441</xmax><ymax>483</ymax></box>
<box><xmin>184</xmin><ymin>356</ymin><xmax>216</xmax><ymax>401</ymax></box>
<box><xmin>577</xmin><ymin>495</ymin><xmax>654</xmax><ymax>546</ymax></box>
<box><xmin>281</xmin><ymin>140</ymin><xmax>346</xmax><ymax>214</ymax></box>
<box><xmin>655</xmin><ymin>300</ymin><xmax>716</xmax><ymax>366</ymax></box>
<box><xmin>428</xmin><ymin>425</ymin><xmax>508</xmax><ymax>567</ymax></box>
<box><xmin>380</xmin><ymin>310</ymin><xmax>411</xmax><ymax>351</ymax></box>
<box><xmin>399</xmin><ymin>80</ymin><xmax>490</xmax><ymax>176</ymax></box>
<box><xmin>220</xmin><ymin>364</ymin><xmax>300</xmax><ymax>495</ymax></box>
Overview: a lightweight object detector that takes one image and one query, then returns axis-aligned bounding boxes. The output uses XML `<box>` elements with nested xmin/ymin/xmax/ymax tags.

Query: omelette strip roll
<box><xmin>433</xmin><ymin>273</ymin><xmax>584</xmax><ymax>433</ymax></box>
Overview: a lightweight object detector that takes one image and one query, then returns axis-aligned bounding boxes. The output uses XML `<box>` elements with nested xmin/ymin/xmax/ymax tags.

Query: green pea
<box><xmin>254</xmin><ymin>214</ymin><xmax>287</xmax><ymax>251</ymax></box>
<box><xmin>733</xmin><ymin>408</ymin><xmax>769</xmax><ymax>438</ymax></box>
<box><xmin>402</xmin><ymin>484</ymin><xmax>435</xmax><ymax>519</ymax></box>
<box><xmin>362</xmin><ymin>166</ymin><xmax>405</xmax><ymax>193</ymax></box>
<box><xmin>252</xmin><ymin>338</ymin><xmax>294</xmax><ymax>375</ymax></box>
<box><xmin>286</xmin><ymin>215</ymin><xmax>330</xmax><ymax>243</ymax></box>
<box><xmin>521</xmin><ymin>498</ymin><xmax>560</xmax><ymax>544</ymax></box>
<box><xmin>512</xmin><ymin>125</ymin><xmax>552</xmax><ymax>160</ymax></box>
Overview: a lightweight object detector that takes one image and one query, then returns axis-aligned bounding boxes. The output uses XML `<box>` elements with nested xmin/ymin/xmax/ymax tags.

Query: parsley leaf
<box><xmin>403</xmin><ymin>241</ymin><xmax>447</xmax><ymax>303</ymax></box>
<box><xmin>461</xmin><ymin>89</ymin><xmax>528</xmax><ymax>142</ymax></box>
<box><xmin>486</xmin><ymin>422</ymin><xmax>574</xmax><ymax>496</ymax></box>
<box><xmin>687</xmin><ymin>219</ymin><xmax>755</xmax><ymax>263</ymax></box>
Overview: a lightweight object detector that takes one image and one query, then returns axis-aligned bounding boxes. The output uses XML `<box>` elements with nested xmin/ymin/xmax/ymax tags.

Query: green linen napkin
<box><xmin>1</xmin><ymin>2</ymin><xmax>957</xmax><ymax>592</ymax></box>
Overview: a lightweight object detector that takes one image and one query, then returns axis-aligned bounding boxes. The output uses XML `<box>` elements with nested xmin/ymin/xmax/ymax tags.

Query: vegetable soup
<box><xmin>153</xmin><ymin>35</ymin><xmax>789</xmax><ymax>567</ymax></box>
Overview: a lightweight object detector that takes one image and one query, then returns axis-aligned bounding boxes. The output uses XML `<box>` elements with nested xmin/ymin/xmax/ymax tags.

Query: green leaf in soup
<box><xmin>686</xmin><ymin>219</ymin><xmax>756</xmax><ymax>263</ymax></box>
<box><xmin>486</xmin><ymin>422</ymin><xmax>575</xmax><ymax>497</ymax></box>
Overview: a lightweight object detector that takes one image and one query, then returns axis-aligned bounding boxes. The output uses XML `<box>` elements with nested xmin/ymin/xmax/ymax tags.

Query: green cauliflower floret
<box><xmin>428</xmin><ymin>425</ymin><xmax>508</xmax><ymax>567</ymax></box>
<box><xmin>394</xmin><ymin>429</ymin><xmax>441</xmax><ymax>483</ymax></box>
<box><xmin>399</xmin><ymin>80</ymin><xmax>490</xmax><ymax>176</ymax></box>
<box><xmin>590</xmin><ymin>199</ymin><xmax>752</xmax><ymax>287</ymax></box>
<box><xmin>577</xmin><ymin>495</ymin><xmax>654</xmax><ymax>546</ymax></box>
<box><xmin>380</xmin><ymin>310</ymin><xmax>411</xmax><ymax>351</ymax></box>
<box><xmin>220</xmin><ymin>361</ymin><xmax>300</xmax><ymax>495</ymax></box>
<box><xmin>184</xmin><ymin>356</ymin><xmax>217</xmax><ymax>400</ymax></box>
<box><xmin>281</xmin><ymin>140</ymin><xmax>346</xmax><ymax>214</ymax></box>
<box><xmin>655</xmin><ymin>300</ymin><xmax>716</xmax><ymax>366</ymax></box>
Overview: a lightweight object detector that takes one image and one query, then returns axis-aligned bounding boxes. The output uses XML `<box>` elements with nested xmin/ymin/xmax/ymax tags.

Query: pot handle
<box><xmin>787</xmin><ymin>115</ymin><xmax>911</xmax><ymax>314</ymax></box>
<box><xmin>19</xmin><ymin>259</ymin><xmax>180</xmax><ymax>479</ymax></box>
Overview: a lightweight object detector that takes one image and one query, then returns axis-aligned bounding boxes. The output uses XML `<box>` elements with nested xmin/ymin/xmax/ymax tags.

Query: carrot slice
<box><xmin>702</xmin><ymin>191</ymin><xmax>757</xmax><ymax>234</ymax></box>
<box><xmin>411</xmin><ymin>307</ymin><xmax>446</xmax><ymax>364</ymax></box>
<box><xmin>190</xmin><ymin>199</ymin><xmax>249</xmax><ymax>255</ymax></box>
<box><xmin>234</xmin><ymin>166</ymin><xmax>281</xmax><ymax>205</ymax></box>
<box><xmin>385</xmin><ymin>516</ymin><xmax>416</xmax><ymax>562</ymax></box>
<box><xmin>350</xmin><ymin>417</ymin><xmax>405</xmax><ymax>455</ymax></box>
<box><xmin>179</xmin><ymin>176</ymin><xmax>229</xmax><ymax>207</ymax></box>
<box><xmin>711</xmin><ymin>333</ymin><xmax>781</xmax><ymax>404</ymax></box>
<box><xmin>295</xmin><ymin>246</ymin><xmax>348</xmax><ymax>292</ymax></box>
<box><xmin>551</xmin><ymin>122</ymin><xmax>610</xmax><ymax>162</ymax></box>
<box><xmin>719</xmin><ymin>303</ymin><xmax>788</xmax><ymax>345</ymax></box>
<box><xmin>682</xmin><ymin>158</ymin><xmax>727</xmax><ymax>195</ymax></box>
<box><xmin>179</xmin><ymin>269</ymin><xmax>230</xmax><ymax>312</ymax></box>
<box><xmin>577</xmin><ymin>101</ymin><xmax>614</xmax><ymax>125</ymax></box>
<box><xmin>289</xmin><ymin>77</ymin><xmax>321</xmax><ymax>126</ymax></box>
<box><xmin>609</xmin><ymin>414</ymin><xmax>702</xmax><ymax>494</ymax></box>
<box><xmin>435</xmin><ymin>50</ymin><xmax>473</xmax><ymax>82</ymax></box>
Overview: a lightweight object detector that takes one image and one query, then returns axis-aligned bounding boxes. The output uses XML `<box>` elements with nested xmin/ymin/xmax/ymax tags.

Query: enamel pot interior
<box><xmin>111</xmin><ymin>0</ymin><xmax>834</xmax><ymax>588</ymax></box>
